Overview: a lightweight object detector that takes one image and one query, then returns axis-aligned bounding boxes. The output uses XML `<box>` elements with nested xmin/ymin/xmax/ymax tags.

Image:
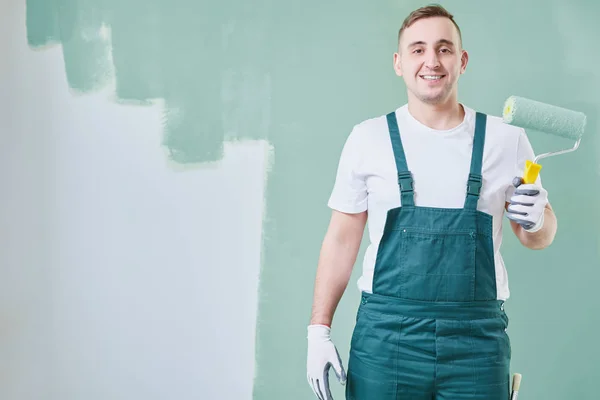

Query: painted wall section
<box><xmin>2</xmin><ymin>1</ymin><xmax>269</xmax><ymax>399</ymax></box>
<box><xmin>252</xmin><ymin>1</ymin><xmax>600</xmax><ymax>400</ymax></box>
<box><xmin>26</xmin><ymin>0</ymin><xmax>273</xmax><ymax>165</ymax></box>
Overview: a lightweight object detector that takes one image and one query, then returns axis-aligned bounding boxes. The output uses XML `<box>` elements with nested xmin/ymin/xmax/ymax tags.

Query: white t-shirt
<box><xmin>327</xmin><ymin>103</ymin><xmax>542</xmax><ymax>301</ymax></box>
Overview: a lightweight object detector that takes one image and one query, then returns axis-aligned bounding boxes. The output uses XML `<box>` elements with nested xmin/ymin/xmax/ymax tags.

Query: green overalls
<box><xmin>345</xmin><ymin>111</ymin><xmax>511</xmax><ymax>399</ymax></box>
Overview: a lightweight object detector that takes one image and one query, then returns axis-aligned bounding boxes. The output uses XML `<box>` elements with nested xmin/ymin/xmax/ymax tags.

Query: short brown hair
<box><xmin>398</xmin><ymin>4</ymin><xmax>462</xmax><ymax>48</ymax></box>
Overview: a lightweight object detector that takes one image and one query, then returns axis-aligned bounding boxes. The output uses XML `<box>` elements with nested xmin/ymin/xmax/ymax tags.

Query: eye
<box><xmin>413</xmin><ymin>49</ymin><xmax>423</xmax><ymax>54</ymax></box>
<box><xmin>439</xmin><ymin>48</ymin><xmax>451</xmax><ymax>53</ymax></box>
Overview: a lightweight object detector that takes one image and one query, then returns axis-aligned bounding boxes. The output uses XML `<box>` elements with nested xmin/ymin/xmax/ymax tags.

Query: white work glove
<box><xmin>506</xmin><ymin>177</ymin><xmax>548</xmax><ymax>232</ymax></box>
<box><xmin>306</xmin><ymin>324</ymin><xmax>347</xmax><ymax>400</ymax></box>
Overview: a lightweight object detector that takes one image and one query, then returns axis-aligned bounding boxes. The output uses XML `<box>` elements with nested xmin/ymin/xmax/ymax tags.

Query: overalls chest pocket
<box><xmin>399</xmin><ymin>227</ymin><xmax>477</xmax><ymax>302</ymax></box>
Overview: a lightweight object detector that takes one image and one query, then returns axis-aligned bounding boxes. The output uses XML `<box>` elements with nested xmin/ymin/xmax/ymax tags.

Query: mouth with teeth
<box><xmin>420</xmin><ymin>74</ymin><xmax>446</xmax><ymax>82</ymax></box>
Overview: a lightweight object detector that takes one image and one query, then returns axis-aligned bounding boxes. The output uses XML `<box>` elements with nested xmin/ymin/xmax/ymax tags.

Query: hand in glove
<box><xmin>306</xmin><ymin>324</ymin><xmax>347</xmax><ymax>399</ymax></box>
<box><xmin>506</xmin><ymin>177</ymin><xmax>548</xmax><ymax>232</ymax></box>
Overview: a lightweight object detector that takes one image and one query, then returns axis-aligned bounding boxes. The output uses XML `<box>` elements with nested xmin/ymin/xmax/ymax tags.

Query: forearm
<box><xmin>513</xmin><ymin>204</ymin><xmax>557</xmax><ymax>250</ymax></box>
<box><xmin>310</xmin><ymin>230</ymin><xmax>362</xmax><ymax>327</ymax></box>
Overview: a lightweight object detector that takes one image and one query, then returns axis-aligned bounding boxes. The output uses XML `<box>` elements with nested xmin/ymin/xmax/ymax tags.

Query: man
<box><xmin>306</xmin><ymin>4</ymin><xmax>557</xmax><ymax>400</ymax></box>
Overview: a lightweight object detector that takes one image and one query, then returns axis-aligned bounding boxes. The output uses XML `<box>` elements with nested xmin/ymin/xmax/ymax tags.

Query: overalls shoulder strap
<box><xmin>386</xmin><ymin>110</ymin><xmax>487</xmax><ymax>209</ymax></box>
<box><xmin>464</xmin><ymin>112</ymin><xmax>487</xmax><ymax>210</ymax></box>
<box><xmin>386</xmin><ymin>112</ymin><xmax>414</xmax><ymax>207</ymax></box>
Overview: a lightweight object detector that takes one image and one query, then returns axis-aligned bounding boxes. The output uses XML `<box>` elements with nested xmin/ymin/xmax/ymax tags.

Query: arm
<box><xmin>306</xmin><ymin>210</ymin><xmax>365</xmax><ymax>396</ymax></box>
<box><xmin>506</xmin><ymin>201</ymin><xmax>557</xmax><ymax>250</ymax></box>
<box><xmin>309</xmin><ymin>209</ymin><xmax>367</xmax><ymax>327</ymax></box>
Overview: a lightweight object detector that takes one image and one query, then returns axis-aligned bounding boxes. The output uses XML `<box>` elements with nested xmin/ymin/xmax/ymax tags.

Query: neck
<box><xmin>407</xmin><ymin>97</ymin><xmax>464</xmax><ymax>130</ymax></box>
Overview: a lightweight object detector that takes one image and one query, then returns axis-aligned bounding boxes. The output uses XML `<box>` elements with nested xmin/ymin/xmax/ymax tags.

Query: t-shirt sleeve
<box><xmin>327</xmin><ymin>126</ymin><xmax>368</xmax><ymax>213</ymax></box>
<box><xmin>505</xmin><ymin>128</ymin><xmax>544</xmax><ymax>202</ymax></box>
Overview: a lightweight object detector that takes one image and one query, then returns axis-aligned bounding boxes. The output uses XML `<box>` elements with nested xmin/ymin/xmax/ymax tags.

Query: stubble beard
<box><xmin>413</xmin><ymin>80</ymin><xmax>455</xmax><ymax>105</ymax></box>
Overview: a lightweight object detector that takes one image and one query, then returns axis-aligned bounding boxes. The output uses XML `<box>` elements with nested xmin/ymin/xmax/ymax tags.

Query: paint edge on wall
<box><xmin>250</xmin><ymin>140</ymin><xmax>276</xmax><ymax>395</ymax></box>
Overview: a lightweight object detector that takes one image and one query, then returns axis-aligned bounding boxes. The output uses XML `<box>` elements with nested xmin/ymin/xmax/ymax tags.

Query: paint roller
<box><xmin>502</xmin><ymin>95</ymin><xmax>587</xmax><ymax>185</ymax></box>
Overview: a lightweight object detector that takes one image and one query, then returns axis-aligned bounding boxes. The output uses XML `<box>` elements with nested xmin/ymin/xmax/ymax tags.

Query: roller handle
<box><xmin>511</xmin><ymin>160</ymin><xmax>542</xmax><ymax>231</ymax></box>
<box><xmin>512</xmin><ymin>160</ymin><xmax>542</xmax><ymax>188</ymax></box>
<box><xmin>521</xmin><ymin>160</ymin><xmax>542</xmax><ymax>185</ymax></box>
<box><xmin>510</xmin><ymin>373</ymin><xmax>522</xmax><ymax>400</ymax></box>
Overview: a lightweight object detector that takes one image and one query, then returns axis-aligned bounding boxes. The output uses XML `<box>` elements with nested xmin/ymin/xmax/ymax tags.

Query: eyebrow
<box><xmin>408</xmin><ymin>39</ymin><xmax>455</xmax><ymax>48</ymax></box>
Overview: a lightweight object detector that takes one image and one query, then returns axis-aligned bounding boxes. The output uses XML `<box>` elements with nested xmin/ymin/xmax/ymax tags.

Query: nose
<box><xmin>425</xmin><ymin>51</ymin><xmax>440</xmax><ymax>69</ymax></box>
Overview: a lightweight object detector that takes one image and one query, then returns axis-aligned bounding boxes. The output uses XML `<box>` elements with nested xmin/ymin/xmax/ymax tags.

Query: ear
<box><xmin>393</xmin><ymin>52</ymin><xmax>403</xmax><ymax>77</ymax></box>
<box><xmin>460</xmin><ymin>49</ymin><xmax>469</xmax><ymax>74</ymax></box>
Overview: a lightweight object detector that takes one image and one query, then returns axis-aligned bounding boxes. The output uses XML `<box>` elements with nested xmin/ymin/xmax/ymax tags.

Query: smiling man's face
<box><xmin>394</xmin><ymin>16</ymin><xmax>468</xmax><ymax>106</ymax></box>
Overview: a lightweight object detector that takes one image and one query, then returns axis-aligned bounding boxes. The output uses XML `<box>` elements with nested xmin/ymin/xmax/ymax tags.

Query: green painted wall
<box><xmin>25</xmin><ymin>0</ymin><xmax>599</xmax><ymax>399</ymax></box>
